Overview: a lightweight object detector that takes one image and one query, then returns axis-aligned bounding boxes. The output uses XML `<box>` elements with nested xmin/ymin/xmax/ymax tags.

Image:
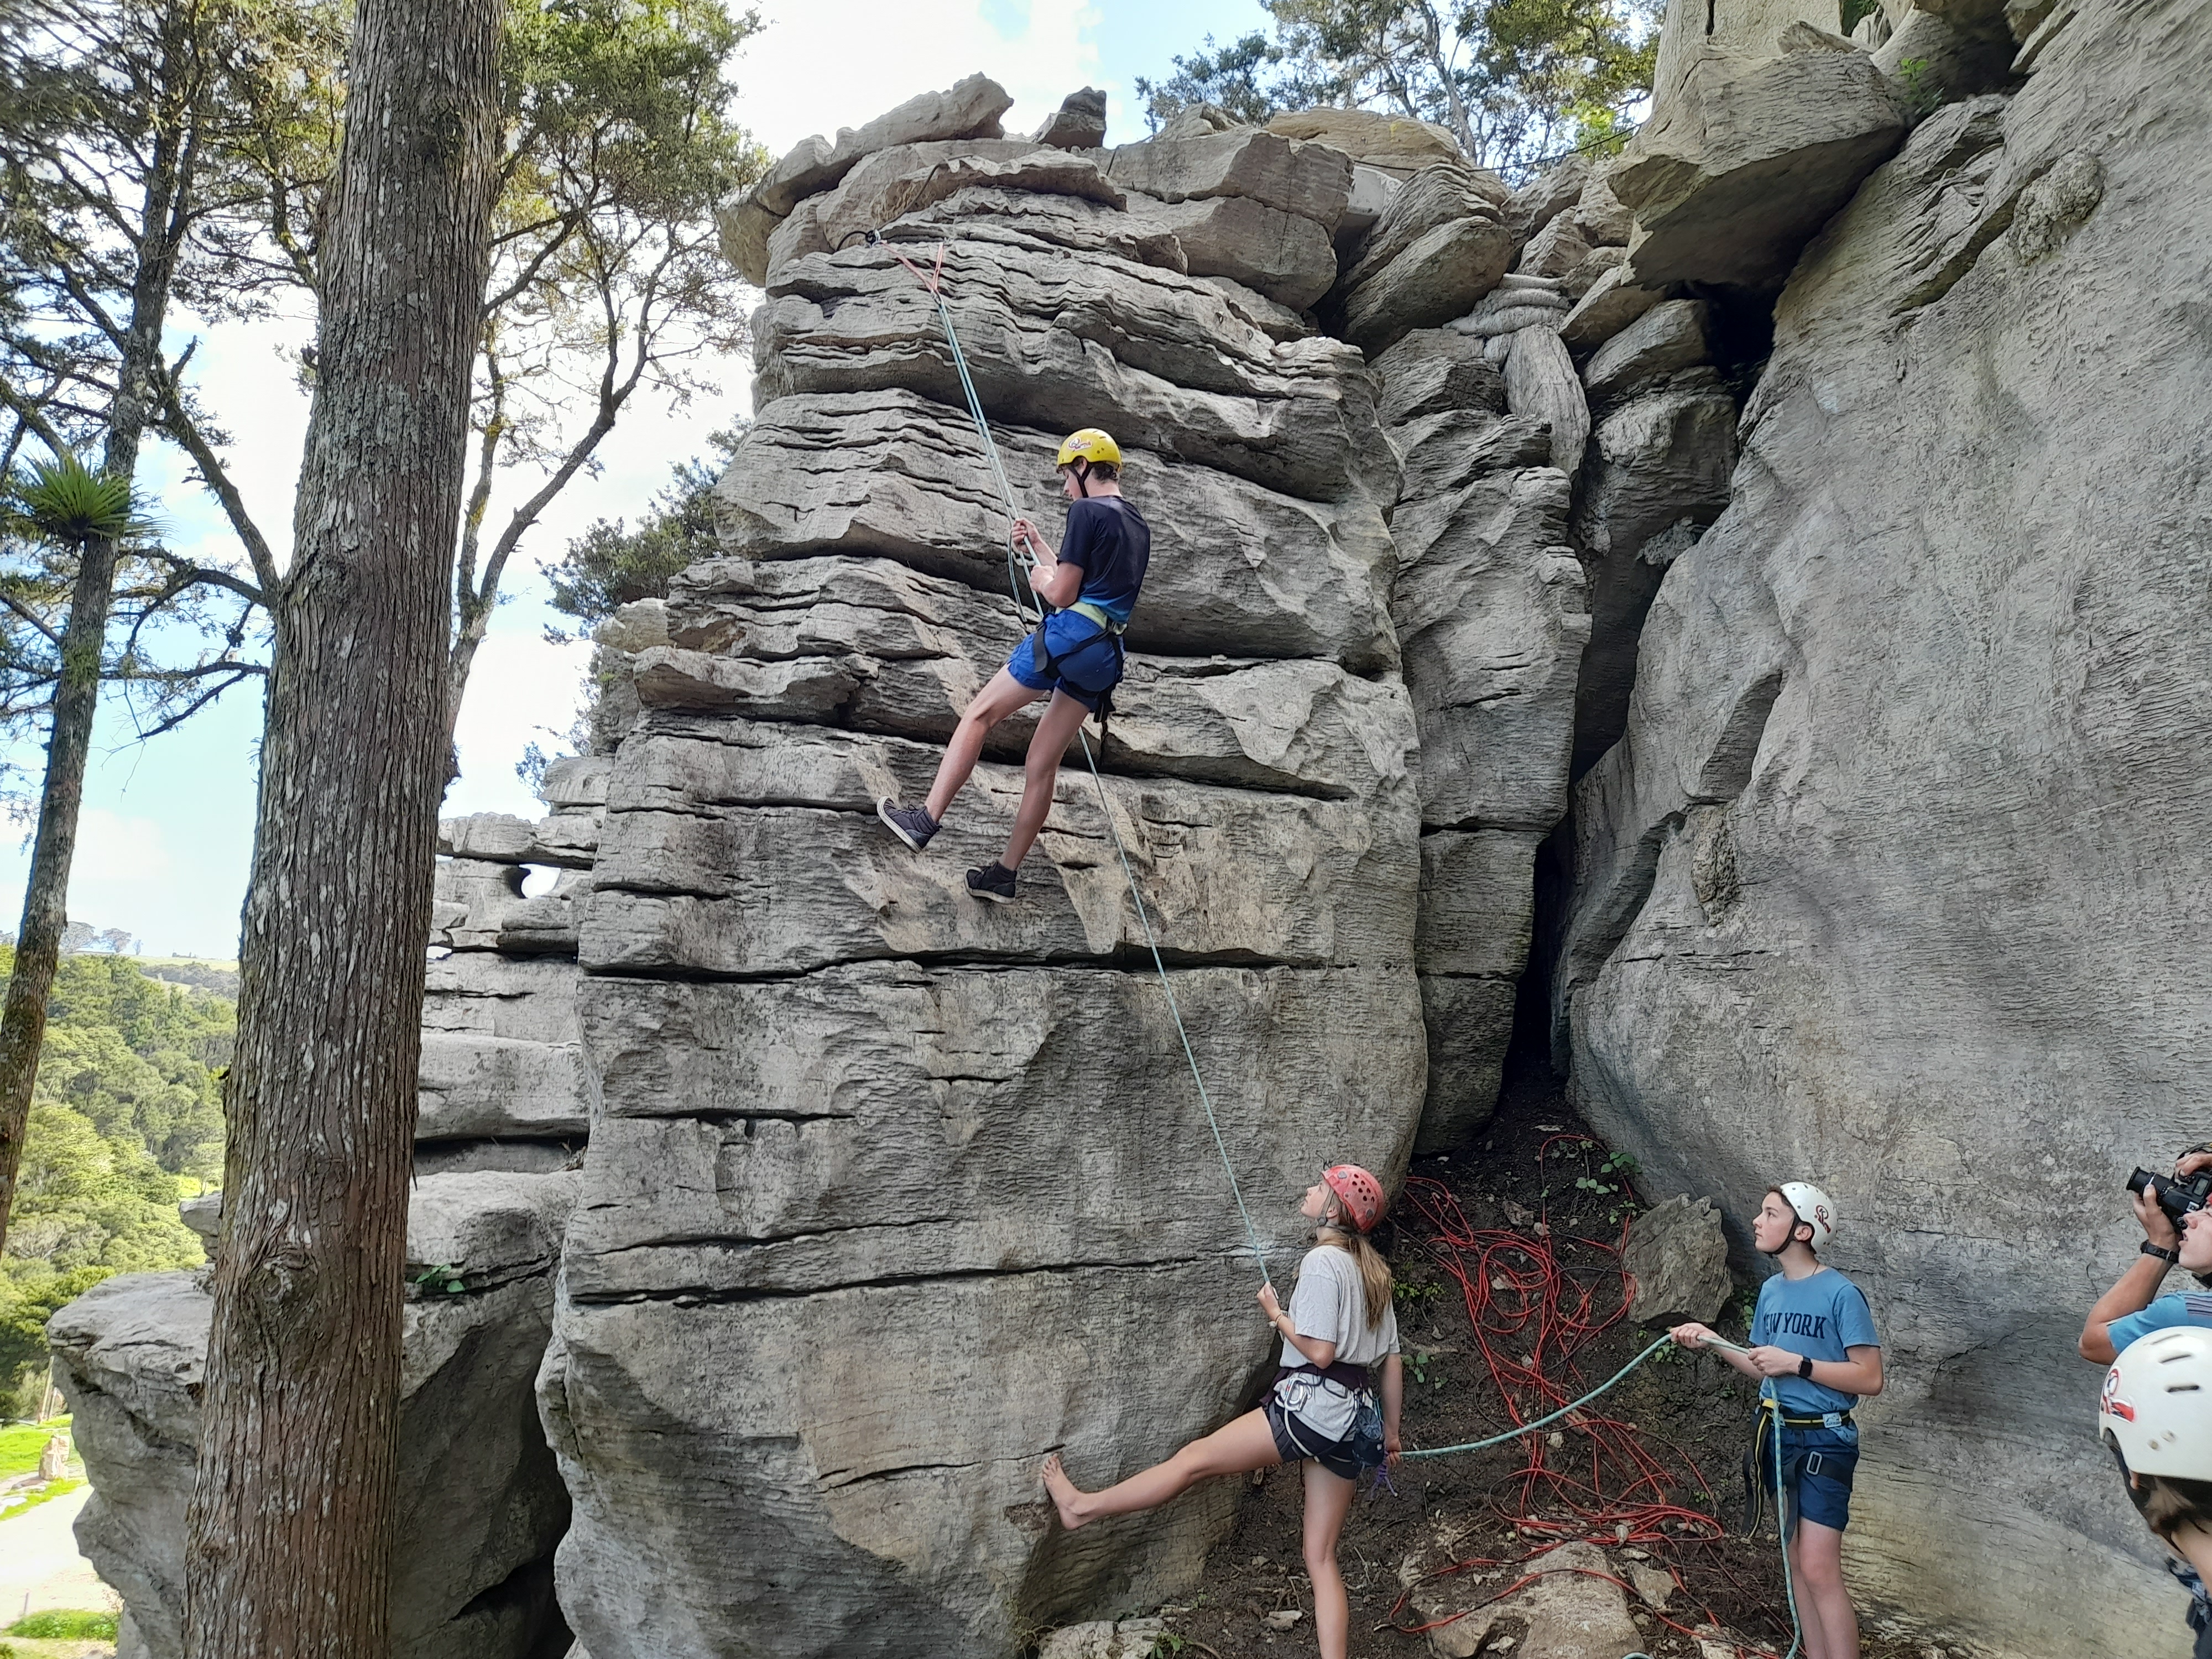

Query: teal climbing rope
<box><xmin>883</xmin><ymin>237</ymin><xmax>1276</xmax><ymax>1290</ymax></box>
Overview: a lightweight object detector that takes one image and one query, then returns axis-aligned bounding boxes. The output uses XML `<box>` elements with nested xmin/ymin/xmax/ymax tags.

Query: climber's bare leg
<box><xmin>1000</xmin><ymin>690</ymin><xmax>1090</xmax><ymax>869</ymax></box>
<box><xmin>1302</xmin><ymin>1460</ymin><xmax>1358</xmax><ymax>1659</ymax></box>
<box><xmin>924</xmin><ymin>669</ymin><xmax>1042</xmax><ymax>823</ymax></box>
<box><xmin>1042</xmin><ymin>1410</ymin><xmax>1280</xmax><ymax>1531</ymax></box>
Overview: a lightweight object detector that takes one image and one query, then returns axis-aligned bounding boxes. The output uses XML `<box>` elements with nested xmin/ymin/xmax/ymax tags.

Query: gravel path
<box><xmin>0</xmin><ymin>1484</ymin><xmax>113</xmax><ymax>1622</ymax></box>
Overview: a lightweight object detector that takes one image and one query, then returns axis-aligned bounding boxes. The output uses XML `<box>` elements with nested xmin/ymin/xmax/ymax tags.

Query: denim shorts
<box><xmin>1004</xmin><ymin>611</ymin><xmax>1120</xmax><ymax>711</ymax></box>
<box><xmin>1761</xmin><ymin>1422</ymin><xmax>1860</xmax><ymax>1534</ymax></box>
<box><xmin>1263</xmin><ymin>1394</ymin><xmax>1383</xmax><ymax>1483</ymax></box>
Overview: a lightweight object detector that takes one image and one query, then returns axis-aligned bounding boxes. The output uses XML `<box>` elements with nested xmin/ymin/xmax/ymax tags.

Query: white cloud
<box><xmin>737</xmin><ymin>0</ymin><xmax>1103</xmax><ymax>156</ymax></box>
<box><xmin>72</xmin><ymin>809</ymin><xmax>175</xmax><ymax>887</ymax></box>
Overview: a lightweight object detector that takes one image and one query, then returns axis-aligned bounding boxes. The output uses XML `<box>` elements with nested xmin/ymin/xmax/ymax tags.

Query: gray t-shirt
<box><xmin>1279</xmin><ymin>1244</ymin><xmax>1401</xmax><ymax>1369</ymax></box>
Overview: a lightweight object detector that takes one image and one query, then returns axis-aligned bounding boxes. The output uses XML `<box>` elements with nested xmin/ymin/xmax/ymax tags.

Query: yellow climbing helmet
<box><xmin>1056</xmin><ymin>428</ymin><xmax>1122</xmax><ymax>469</ymax></box>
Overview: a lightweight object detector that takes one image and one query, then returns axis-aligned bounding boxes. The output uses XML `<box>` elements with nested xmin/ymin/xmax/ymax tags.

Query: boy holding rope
<box><xmin>1671</xmin><ymin>1182</ymin><xmax>1884</xmax><ymax>1659</ymax></box>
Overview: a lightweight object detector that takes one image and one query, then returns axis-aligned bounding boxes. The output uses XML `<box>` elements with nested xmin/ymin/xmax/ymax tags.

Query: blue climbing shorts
<box><xmin>1762</xmin><ymin>1422</ymin><xmax>1860</xmax><ymax>1535</ymax></box>
<box><xmin>1004</xmin><ymin>609</ymin><xmax>1120</xmax><ymax>711</ymax></box>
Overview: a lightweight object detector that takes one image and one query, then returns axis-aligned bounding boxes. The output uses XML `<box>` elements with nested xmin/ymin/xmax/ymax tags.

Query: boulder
<box><xmin>1338</xmin><ymin>215</ymin><xmax>1516</xmax><ymax>356</ymax></box>
<box><xmin>1032</xmin><ymin>86</ymin><xmax>1108</xmax><ymax>150</ymax></box>
<box><xmin>1104</xmin><ymin>128</ymin><xmax>1353</xmax><ymax>228</ymax></box>
<box><xmin>1124</xmin><ymin>190</ymin><xmax>1339</xmax><ymax>310</ymax></box>
<box><xmin>1037</xmin><ymin>1620</ymin><xmax>1167</xmax><ymax>1659</ymax></box>
<box><xmin>1504</xmin><ymin>325</ymin><xmax>1591</xmax><ymax>472</ymax></box>
<box><xmin>1561</xmin><ymin>241</ymin><xmax>1627</xmax><ymax>301</ymax></box>
<box><xmin>1515</xmin><ymin>211</ymin><xmax>1594</xmax><ymax>280</ymax></box>
<box><xmin>1568</xmin><ymin>381</ymin><xmax>1738</xmax><ymax>778</ymax></box>
<box><xmin>1558</xmin><ymin>263</ymin><xmax>1668</xmax><ymax>353</ymax></box>
<box><xmin>1372</xmin><ymin>328</ymin><xmax>1506</xmax><ymax>426</ymax></box>
<box><xmin>1333</xmin><ymin>164</ymin><xmax>1514</xmax><ymax>354</ymax></box>
<box><xmin>1613</xmin><ymin>41</ymin><xmax>1909</xmax><ymax>289</ymax></box>
<box><xmin>1264</xmin><ymin>108</ymin><xmax>1487</xmax><ymax>188</ymax></box>
<box><xmin>1411</xmin><ymin>1540</ymin><xmax>1644</xmax><ymax>1658</ymax></box>
<box><xmin>1622</xmin><ymin>1194</ymin><xmax>1734</xmax><ymax>1323</ymax></box>
<box><xmin>756</xmin><ymin>73</ymin><xmax>1013</xmax><ymax>217</ymax></box>
<box><xmin>1505</xmin><ymin>153</ymin><xmax>1589</xmax><ymax>242</ymax></box>
<box><xmin>811</xmin><ymin>142</ymin><xmax>1121</xmax><ymax>253</ymax></box>
<box><xmin>1583</xmin><ymin>297</ymin><xmax>1710</xmax><ymax>405</ymax></box>
<box><xmin>1648</xmin><ymin>0</ymin><xmax>1847</xmax><ymax>118</ymax></box>
<box><xmin>714</xmin><ymin>194</ymin><xmax>781</xmax><ymax>288</ymax></box>
<box><xmin>50</xmin><ymin>1173</ymin><xmax>579</xmax><ymax>1659</ymax></box>
<box><xmin>1570</xmin><ymin>172</ymin><xmax>1634</xmax><ymax>246</ymax></box>
<box><xmin>1558</xmin><ymin>6</ymin><xmax>2212</xmax><ymax>1648</ymax></box>
<box><xmin>1387</xmin><ymin>413</ymin><xmax>1586</xmax><ymax>834</ymax></box>
<box><xmin>1337</xmin><ymin>163</ymin><xmax>1400</xmax><ymax>240</ymax></box>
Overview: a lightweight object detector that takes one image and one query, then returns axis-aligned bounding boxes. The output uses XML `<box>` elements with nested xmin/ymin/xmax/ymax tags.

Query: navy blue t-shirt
<box><xmin>1058</xmin><ymin>497</ymin><xmax>1150</xmax><ymax>624</ymax></box>
<box><xmin>1752</xmin><ymin>1266</ymin><xmax>1879</xmax><ymax>1416</ymax></box>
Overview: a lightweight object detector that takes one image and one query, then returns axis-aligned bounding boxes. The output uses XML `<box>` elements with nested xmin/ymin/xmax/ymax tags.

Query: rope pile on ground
<box><xmin>1390</xmin><ymin>1154</ymin><xmax>1802</xmax><ymax>1658</ymax></box>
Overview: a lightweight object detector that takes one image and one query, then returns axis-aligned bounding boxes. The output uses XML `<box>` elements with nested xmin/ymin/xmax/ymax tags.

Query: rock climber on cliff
<box><xmin>877</xmin><ymin>428</ymin><xmax>1150</xmax><ymax>902</ymax></box>
<box><xmin>1671</xmin><ymin>1182</ymin><xmax>1884</xmax><ymax>1659</ymax></box>
<box><xmin>1040</xmin><ymin>1165</ymin><xmax>1402</xmax><ymax>1659</ymax></box>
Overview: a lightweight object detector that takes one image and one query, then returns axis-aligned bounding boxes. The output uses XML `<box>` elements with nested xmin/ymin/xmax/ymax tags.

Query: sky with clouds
<box><xmin>3</xmin><ymin>0</ymin><xmax>1272</xmax><ymax>959</ymax></box>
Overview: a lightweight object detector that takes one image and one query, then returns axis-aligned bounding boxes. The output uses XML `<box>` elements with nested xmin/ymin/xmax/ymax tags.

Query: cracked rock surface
<box><xmin>1557</xmin><ymin>3</ymin><xmax>2212</xmax><ymax>1650</ymax></box>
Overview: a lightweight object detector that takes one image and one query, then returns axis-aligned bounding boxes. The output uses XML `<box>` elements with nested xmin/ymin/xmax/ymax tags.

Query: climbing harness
<box><xmin>875</xmin><ymin>234</ymin><xmax>1272</xmax><ymax>1288</ymax></box>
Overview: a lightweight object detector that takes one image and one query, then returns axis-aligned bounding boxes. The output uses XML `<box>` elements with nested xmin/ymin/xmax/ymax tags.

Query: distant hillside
<box><xmin>135</xmin><ymin>958</ymin><xmax>241</xmax><ymax>999</ymax></box>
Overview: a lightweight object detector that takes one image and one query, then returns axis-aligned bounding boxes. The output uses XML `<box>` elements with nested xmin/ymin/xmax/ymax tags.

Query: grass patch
<box><xmin>0</xmin><ymin>1419</ymin><xmax>71</xmax><ymax>1481</ymax></box>
<box><xmin>0</xmin><ymin>1478</ymin><xmax>85</xmax><ymax>1521</ymax></box>
<box><xmin>6</xmin><ymin>1611</ymin><xmax>117</xmax><ymax>1640</ymax></box>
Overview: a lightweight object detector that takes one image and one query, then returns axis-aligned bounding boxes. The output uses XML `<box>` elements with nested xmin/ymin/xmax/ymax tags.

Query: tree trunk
<box><xmin>181</xmin><ymin>0</ymin><xmax>504</xmax><ymax>1651</ymax></box>
<box><xmin>0</xmin><ymin>3</ymin><xmax>196</xmax><ymax>1256</ymax></box>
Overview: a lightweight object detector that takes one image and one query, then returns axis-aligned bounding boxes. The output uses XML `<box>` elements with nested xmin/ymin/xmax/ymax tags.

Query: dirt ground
<box><xmin>1143</xmin><ymin>1057</ymin><xmax>1988</xmax><ymax>1659</ymax></box>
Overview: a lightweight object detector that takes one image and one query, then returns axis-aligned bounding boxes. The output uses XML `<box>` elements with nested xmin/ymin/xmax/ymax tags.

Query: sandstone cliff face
<box><xmin>544</xmin><ymin>121</ymin><xmax>1434</xmax><ymax>1658</ymax></box>
<box><xmin>1557</xmin><ymin>1</ymin><xmax>2212</xmax><ymax>1651</ymax></box>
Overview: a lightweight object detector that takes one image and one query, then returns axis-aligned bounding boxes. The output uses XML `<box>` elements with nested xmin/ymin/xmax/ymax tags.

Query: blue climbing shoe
<box><xmin>966</xmin><ymin>861</ymin><xmax>1017</xmax><ymax>904</ymax></box>
<box><xmin>878</xmin><ymin>799</ymin><xmax>938</xmax><ymax>851</ymax></box>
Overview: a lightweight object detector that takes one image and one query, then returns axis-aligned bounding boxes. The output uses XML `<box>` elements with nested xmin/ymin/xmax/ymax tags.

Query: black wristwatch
<box><xmin>1797</xmin><ymin>1354</ymin><xmax>1814</xmax><ymax>1379</ymax></box>
<box><xmin>2143</xmin><ymin>1240</ymin><xmax>2182</xmax><ymax>1265</ymax></box>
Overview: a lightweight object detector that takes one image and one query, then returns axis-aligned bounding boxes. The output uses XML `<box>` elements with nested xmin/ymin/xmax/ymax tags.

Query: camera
<box><xmin>2130</xmin><ymin>1165</ymin><xmax>2212</xmax><ymax>1229</ymax></box>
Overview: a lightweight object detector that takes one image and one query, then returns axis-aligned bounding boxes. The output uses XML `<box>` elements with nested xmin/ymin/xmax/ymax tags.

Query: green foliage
<box><xmin>1133</xmin><ymin>31</ymin><xmax>1287</xmax><ymax>128</ymax></box>
<box><xmin>412</xmin><ymin>1264</ymin><xmax>466</xmax><ymax>1296</ymax></box>
<box><xmin>543</xmin><ymin>430</ymin><xmax>740</xmax><ymax>635</ymax></box>
<box><xmin>0</xmin><ymin>1475</ymin><xmax>84</xmax><ymax>1520</ymax></box>
<box><xmin>1839</xmin><ymin>0</ymin><xmax>1882</xmax><ymax>32</ymax></box>
<box><xmin>6</xmin><ymin>1609</ymin><xmax>118</xmax><ymax>1641</ymax></box>
<box><xmin>1137</xmin><ymin>0</ymin><xmax>1662</xmax><ymax>178</ymax></box>
<box><xmin>0</xmin><ymin>950</ymin><xmax>226</xmax><ymax>1397</ymax></box>
<box><xmin>5</xmin><ymin>452</ymin><xmax>152</xmax><ymax>551</ymax></box>
<box><xmin>0</xmin><ymin>1415</ymin><xmax>69</xmax><ymax>1478</ymax></box>
<box><xmin>1895</xmin><ymin>55</ymin><xmax>1941</xmax><ymax>114</ymax></box>
<box><xmin>1393</xmin><ymin>1276</ymin><xmax>1443</xmax><ymax>1309</ymax></box>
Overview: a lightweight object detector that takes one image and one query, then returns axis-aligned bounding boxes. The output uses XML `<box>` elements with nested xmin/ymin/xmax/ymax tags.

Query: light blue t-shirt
<box><xmin>1752</xmin><ymin>1265</ymin><xmax>1879</xmax><ymax>1416</ymax></box>
<box><xmin>2107</xmin><ymin>1289</ymin><xmax>2212</xmax><ymax>1356</ymax></box>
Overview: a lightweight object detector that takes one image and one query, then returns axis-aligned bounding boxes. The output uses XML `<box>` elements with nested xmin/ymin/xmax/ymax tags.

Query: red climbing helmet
<box><xmin>1322</xmin><ymin>1164</ymin><xmax>1387</xmax><ymax>1233</ymax></box>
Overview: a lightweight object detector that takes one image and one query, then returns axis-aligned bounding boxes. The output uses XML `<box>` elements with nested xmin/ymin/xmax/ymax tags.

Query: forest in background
<box><xmin>0</xmin><ymin>948</ymin><xmax>227</xmax><ymax>1417</ymax></box>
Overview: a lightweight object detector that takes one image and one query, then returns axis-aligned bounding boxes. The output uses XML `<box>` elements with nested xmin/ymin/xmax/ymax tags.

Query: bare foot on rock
<box><xmin>1042</xmin><ymin>1453</ymin><xmax>1089</xmax><ymax>1531</ymax></box>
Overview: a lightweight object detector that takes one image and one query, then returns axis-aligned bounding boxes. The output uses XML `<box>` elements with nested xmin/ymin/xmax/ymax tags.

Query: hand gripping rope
<box><xmin>878</xmin><ymin>238</ymin><xmax>1804</xmax><ymax>1659</ymax></box>
<box><xmin>875</xmin><ymin>235</ymin><xmax>1275</xmax><ymax>1290</ymax></box>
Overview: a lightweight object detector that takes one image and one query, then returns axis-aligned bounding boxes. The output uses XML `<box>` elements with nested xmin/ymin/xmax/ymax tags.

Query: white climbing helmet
<box><xmin>2102</xmin><ymin>1326</ymin><xmax>2212</xmax><ymax>1479</ymax></box>
<box><xmin>1777</xmin><ymin>1181</ymin><xmax>1837</xmax><ymax>1251</ymax></box>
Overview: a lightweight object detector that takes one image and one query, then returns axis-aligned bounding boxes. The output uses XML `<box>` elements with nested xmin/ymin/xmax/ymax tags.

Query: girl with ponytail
<box><xmin>1042</xmin><ymin>1165</ymin><xmax>1402</xmax><ymax>1659</ymax></box>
